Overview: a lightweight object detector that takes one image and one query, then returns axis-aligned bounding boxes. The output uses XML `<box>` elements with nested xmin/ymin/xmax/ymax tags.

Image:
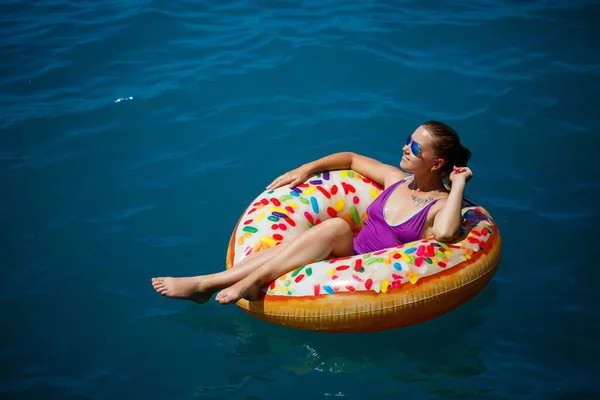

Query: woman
<box><xmin>152</xmin><ymin>120</ymin><xmax>473</xmax><ymax>304</ymax></box>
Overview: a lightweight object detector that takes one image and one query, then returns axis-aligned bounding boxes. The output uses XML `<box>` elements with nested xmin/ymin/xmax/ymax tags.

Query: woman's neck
<box><xmin>408</xmin><ymin>173</ymin><xmax>446</xmax><ymax>193</ymax></box>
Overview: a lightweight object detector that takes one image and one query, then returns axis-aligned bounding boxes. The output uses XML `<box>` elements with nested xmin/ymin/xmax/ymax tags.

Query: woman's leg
<box><xmin>152</xmin><ymin>237</ymin><xmax>295</xmax><ymax>303</ymax></box>
<box><xmin>215</xmin><ymin>218</ymin><xmax>354</xmax><ymax>304</ymax></box>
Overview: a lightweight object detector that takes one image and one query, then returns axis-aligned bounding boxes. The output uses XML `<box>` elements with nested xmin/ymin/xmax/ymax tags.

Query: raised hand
<box><xmin>449</xmin><ymin>166</ymin><xmax>473</xmax><ymax>184</ymax></box>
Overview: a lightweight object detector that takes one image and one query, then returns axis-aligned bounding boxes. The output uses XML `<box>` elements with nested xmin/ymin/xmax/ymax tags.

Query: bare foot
<box><xmin>215</xmin><ymin>278</ymin><xmax>263</xmax><ymax>305</ymax></box>
<box><xmin>151</xmin><ymin>277</ymin><xmax>213</xmax><ymax>303</ymax></box>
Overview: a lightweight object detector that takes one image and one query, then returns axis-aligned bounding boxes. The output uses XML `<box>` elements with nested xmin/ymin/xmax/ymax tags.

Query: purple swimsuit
<box><xmin>353</xmin><ymin>177</ymin><xmax>444</xmax><ymax>255</ymax></box>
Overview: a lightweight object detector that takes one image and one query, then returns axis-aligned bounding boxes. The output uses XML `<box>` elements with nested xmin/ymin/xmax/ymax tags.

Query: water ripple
<box><xmin>4</xmin><ymin>0</ymin><xmax>596</xmax><ymax>128</ymax></box>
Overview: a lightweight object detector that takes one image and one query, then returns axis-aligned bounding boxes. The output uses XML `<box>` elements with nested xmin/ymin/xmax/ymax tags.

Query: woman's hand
<box><xmin>266</xmin><ymin>165</ymin><xmax>312</xmax><ymax>190</ymax></box>
<box><xmin>449</xmin><ymin>166</ymin><xmax>473</xmax><ymax>185</ymax></box>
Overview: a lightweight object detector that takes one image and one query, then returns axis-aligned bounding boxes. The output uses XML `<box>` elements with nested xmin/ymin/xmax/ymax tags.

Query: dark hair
<box><xmin>422</xmin><ymin>120</ymin><xmax>471</xmax><ymax>181</ymax></box>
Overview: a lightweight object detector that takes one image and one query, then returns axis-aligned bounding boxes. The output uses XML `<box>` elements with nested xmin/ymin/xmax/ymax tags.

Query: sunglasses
<box><xmin>405</xmin><ymin>135</ymin><xmax>422</xmax><ymax>157</ymax></box>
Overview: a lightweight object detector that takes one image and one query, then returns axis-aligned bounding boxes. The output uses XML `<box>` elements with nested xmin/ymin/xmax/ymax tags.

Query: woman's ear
<box><xmin>431</xmin><ymin>158</ymin><xmax>445</xmax><ymax>172</ymax></box>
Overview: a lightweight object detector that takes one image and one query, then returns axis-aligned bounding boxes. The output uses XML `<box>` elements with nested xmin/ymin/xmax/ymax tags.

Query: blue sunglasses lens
<box><xmin>406</xmin><ymin>135</ymin><xmax>421</xmax><ymax>156</ymax></box>
<box><xmin>411</xmin><ymin>140</ymin><xmax>421</xmax><ymax>156</ymax></box>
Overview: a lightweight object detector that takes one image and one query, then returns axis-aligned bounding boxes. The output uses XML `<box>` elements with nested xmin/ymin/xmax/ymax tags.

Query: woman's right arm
<box><xmin>267</xmin><ymin>152</ymin><xmax>407</xmax><ymax>190</ymax></box>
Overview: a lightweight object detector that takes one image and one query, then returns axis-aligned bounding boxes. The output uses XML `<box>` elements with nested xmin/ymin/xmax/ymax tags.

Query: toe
<box><xmin>216</xmin><ymin>292</ymin><xmax>228</xmax><ymax>304</ymax></box>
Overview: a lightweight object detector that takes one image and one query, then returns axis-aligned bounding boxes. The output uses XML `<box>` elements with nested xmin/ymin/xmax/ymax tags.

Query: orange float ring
<box><xmin>226</xmin><ymin>170</ymin><xmax>501</xmax><ymax>333</ymax></box>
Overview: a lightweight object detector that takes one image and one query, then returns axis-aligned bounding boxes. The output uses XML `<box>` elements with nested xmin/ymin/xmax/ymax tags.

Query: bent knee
<box><xmin>321</xmin><ymin>218</ymin><xmax>353</xmax><ymax>241</ymax></box>
<box><xmin>325</xmin><ymin>218</ymin><xmax>354</xmax><ymax>256</ymax></box>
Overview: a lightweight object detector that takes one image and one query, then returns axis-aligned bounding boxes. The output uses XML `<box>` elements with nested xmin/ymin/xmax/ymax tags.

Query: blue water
<box><xmin>2</xmin><ymin>0</ymin><xmax>599</xmax><ymax>398</ymax></box>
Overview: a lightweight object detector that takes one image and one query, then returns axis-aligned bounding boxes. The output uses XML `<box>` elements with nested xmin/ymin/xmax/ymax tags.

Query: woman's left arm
<box><xmin>432</xmin><ymin>167</ymin><xmax>473</xmax><ymax>242</ymax></box>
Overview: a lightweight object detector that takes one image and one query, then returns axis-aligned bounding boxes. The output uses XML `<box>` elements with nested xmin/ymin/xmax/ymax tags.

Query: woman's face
<box><xmin>399</xmin><ymin>126</ymin><xmax>444</xmax><ymax>174</ymax></box>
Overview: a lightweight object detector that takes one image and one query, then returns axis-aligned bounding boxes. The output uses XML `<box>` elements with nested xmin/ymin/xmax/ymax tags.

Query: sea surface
<box><xmin>2</xmin><ymin>0</ymin><xmax>600</xmax><ymax>399</ymax></box>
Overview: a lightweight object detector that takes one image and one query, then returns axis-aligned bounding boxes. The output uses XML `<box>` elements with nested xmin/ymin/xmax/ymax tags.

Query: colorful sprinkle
<box><xmin>333</xmin><ymin>199</ymin><xmax>345</xmax><ymax>212</ymax></box>
<box><xmin>304</xmin><ymin>212</ymin><xmax>314</xmax><ymax>223</ymax></box>
<box><xmin>381</xmin><ymin>280</ymin><xmax>390</xmax><ymax>293</ymax></box>
<box><xmin>309</xmin><ymin>180</ymin><xmax>323</xmax><ymax>185</ymax></box>
<box><xmin>366</xmin><ymin>257</ymin><xmax>382</xmax><ymax>265</ymax></box>
<box><xmin>324</xmin><ymin>285</ymin><xmax>335</xmax><ymax>295</ymax></box>
<box><xmin>284</xmin><ymin>217</ymin><xmax>296</xmax><ymax>227</ymax></box>
<box><xmin>317</xmin><ymin>186</ymin><xmax>331</xmax><ymax>199</ymax></box>
<box><xmin>355</xmin><ymin>259</ymin><xmax>363</xmax><ymax>272</ymax></box>
<box><xmin>350</xmin><ymin>206</ymin><xmax>360</xmax><ymax>226</ymax></box>
<box><xmin>261</xmin><ymin>236</ymin><xmax>276</xmax><ymax>247</ymax></box>
<box><xmin>311</xmin><ymin>197</ymin><xmax>319</xmax><ymax>213</ymax></box>
<box><xmin>243</xmin><ymin>226</ymin><xmax>258</xmax><ymax>233</ymax></box>
<box><xmin>267</xmin><ymin>216</ymin><xmax>279</xmax><ymax>222</ymax></box>
<box><xmin>407</xmin><ymin>271</ymin><xmax>419</xmax><ymax>284</ymax></box>
<box><xmin>331</xmin><ymin>185</ymin><xmax>338</xmax><ymax>195</ymax></box>
<box><xmin>269</xmin><ymin>206</ymin><xmax>288</xmax><ymax>214</ymax></box>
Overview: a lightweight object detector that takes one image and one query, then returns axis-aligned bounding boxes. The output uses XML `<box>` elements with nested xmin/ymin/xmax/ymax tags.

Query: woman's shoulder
<box><xmin>383</xmin><ymin>172</ymin><xmax>411</xmax><ymax>190</ymax></box>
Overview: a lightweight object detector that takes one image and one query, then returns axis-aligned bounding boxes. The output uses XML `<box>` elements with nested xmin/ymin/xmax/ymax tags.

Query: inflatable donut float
<box><xmin>225</xmin><ymin>170</ymin><xmax>501</xmax><ymax>333</ymax></box>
